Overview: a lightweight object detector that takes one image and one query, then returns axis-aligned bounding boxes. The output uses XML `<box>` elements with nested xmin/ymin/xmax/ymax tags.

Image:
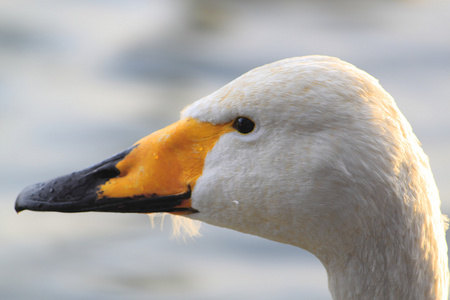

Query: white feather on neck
<box><xmin>148</xmin><ymin>214</ymin><xmax>202</xmax><ymax>241</ymax></box>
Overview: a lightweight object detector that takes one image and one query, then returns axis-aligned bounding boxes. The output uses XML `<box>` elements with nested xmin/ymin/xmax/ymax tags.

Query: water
<box><xmin>1</xmin><ymin>0</ymin><xmax>450</xmax><ymax>299</ymax></box>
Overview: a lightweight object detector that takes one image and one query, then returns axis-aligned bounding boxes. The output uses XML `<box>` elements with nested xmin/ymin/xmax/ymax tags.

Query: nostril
<box><xmin>95</xmin><ymin>167</ymin><xmax>120</xmax><ymax>179</ymax></box>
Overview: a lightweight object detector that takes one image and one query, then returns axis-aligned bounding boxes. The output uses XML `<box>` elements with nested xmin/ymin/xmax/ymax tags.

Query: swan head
<box><xmin>16</xmin><ymin>56</ymin><xmax>448</xmax><ymax>298</ymax></box>
<box><xmin>181</xmin><ymin>55</ymin><xmax>437</xmax><ymax>254</ymax></box>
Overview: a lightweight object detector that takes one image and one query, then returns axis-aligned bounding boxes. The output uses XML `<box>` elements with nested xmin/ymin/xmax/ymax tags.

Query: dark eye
<box><xmin>232</xmin><ymin>117</ymin><xmax>255</xmax><ymax>134</ymax></box>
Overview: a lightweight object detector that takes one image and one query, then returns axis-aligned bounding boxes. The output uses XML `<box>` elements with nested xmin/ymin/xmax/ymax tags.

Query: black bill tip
<box><xmin>15</xmin><ymin>183</ymin><xmax>46</xmax><ymax>213</ymax></box>
<box><xmin>14</xmin><ymin>148</ymin><xmax>132</xmax><ymax>213</ymax></box>
<box><xmin>14</xmin><ymin>146</ymin><xmax>197</xmax><ymax>214</ymax></box>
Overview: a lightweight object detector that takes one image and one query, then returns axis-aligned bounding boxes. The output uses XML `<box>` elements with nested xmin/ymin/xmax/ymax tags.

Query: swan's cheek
<box><xmin>189</xmin><ymin>136</ymin><xmax>276</xmax><ymax>229</ymax></box>
<box><xmin>190</xmin><ymin>139</ymin><xmax>244</xmax><ymax>224</ymax></box>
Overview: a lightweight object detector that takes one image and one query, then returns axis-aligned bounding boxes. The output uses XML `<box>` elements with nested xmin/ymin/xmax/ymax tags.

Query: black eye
<box><xmin>232</xmin><ymin>117</ymin><xmax>255</xmax><ymax>134</ymax></box>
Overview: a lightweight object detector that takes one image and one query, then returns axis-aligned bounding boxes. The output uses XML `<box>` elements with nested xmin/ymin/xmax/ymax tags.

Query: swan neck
<box><xmin>320</xmin><ymin>209</ymin><xmax>449</xmax><ymax>300</ymax></box>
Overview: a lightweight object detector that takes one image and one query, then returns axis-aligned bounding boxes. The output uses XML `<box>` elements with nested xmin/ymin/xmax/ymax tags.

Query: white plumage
<box><xmin>181</xmin><ymin>56</ymin><xmax>449</xmax><ymax>299</ymax></box>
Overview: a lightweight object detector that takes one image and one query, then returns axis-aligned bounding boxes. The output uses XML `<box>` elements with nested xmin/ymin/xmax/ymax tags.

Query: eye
<box><xmin>232</xmin><ymin>117</ymin><xmax>255</xmax><ymax>134</ymax></box>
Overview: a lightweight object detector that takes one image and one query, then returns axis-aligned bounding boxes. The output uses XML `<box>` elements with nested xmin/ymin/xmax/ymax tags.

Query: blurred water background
<box><xmin>1</xmin><ymin>0</ymin><xmax>450</xmax><ymax>299</ymax></box>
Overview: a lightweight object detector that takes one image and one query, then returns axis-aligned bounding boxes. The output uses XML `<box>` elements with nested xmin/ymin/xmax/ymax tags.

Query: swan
<box><xmin>15</xmin><ymin>55</ymin><xmax>449</xmax><ymax>299</ymax></box>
